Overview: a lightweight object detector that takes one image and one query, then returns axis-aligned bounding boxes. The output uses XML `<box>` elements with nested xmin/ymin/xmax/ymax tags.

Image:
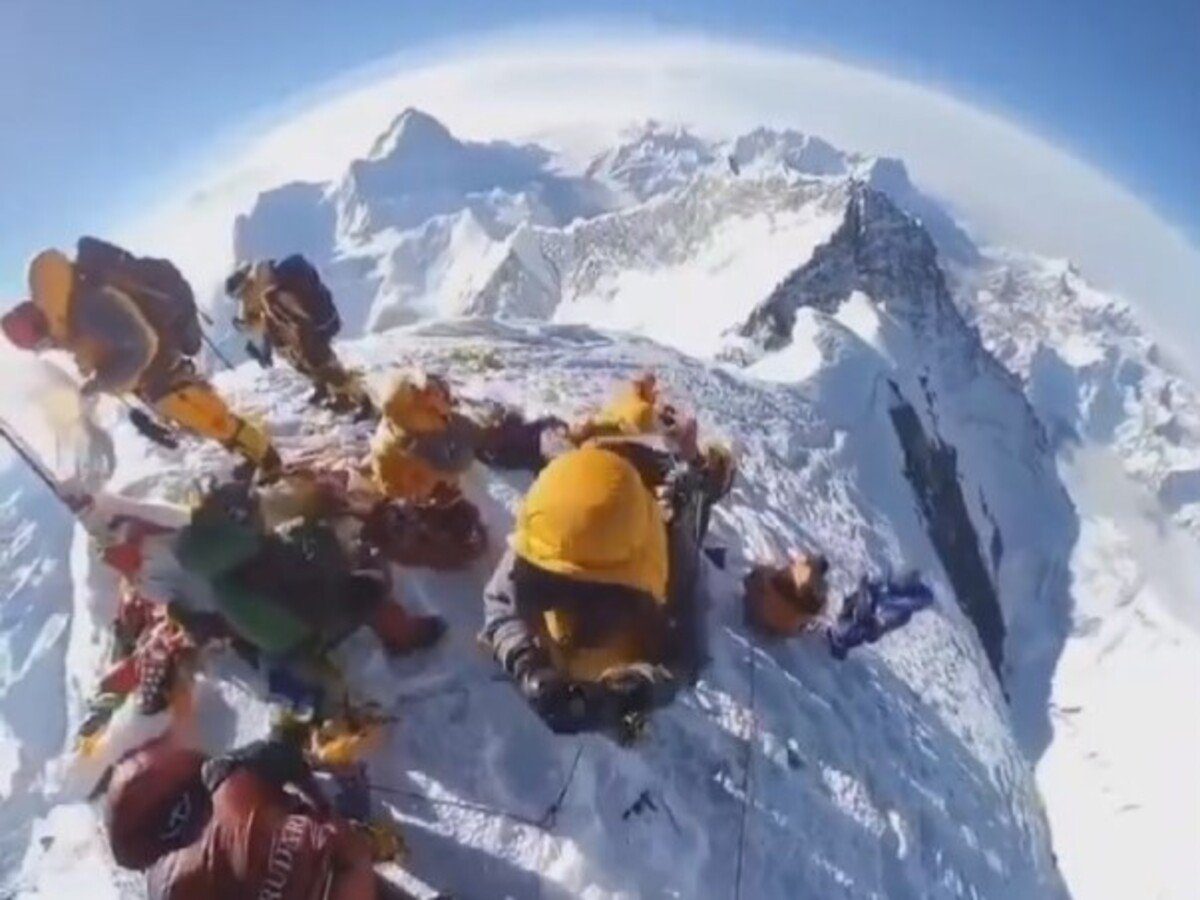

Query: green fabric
<box><xmin>174</xmin><ymin>520</ymin><xmax>314</xmax><ymax>656</ymax></box>
<box><xmin>173</xmin><ymin>518</ymin><xmax>261</xmax><ymax>578</ymax></box>
<box><xmin>208</xmin><ymin>577</ymin><xmax>313</xmax><ymax>656</ymax></box>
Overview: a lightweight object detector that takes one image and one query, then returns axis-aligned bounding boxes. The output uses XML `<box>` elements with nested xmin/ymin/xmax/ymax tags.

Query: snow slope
<box><xmin>9</xmin><ymin>320</ymin><xmax>1062</xmax><ymax>898</ymax></box>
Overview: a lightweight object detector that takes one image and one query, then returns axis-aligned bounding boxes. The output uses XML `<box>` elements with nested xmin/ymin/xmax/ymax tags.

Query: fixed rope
<box><xmin>732</xmin><ymin>639</ymin><xmax>759</xmax><ymax>900</ymax></box>
<box><xmin>370</xmin><ymin>743</ymin><xmax>585</xmax><ymax>833</ymax></box>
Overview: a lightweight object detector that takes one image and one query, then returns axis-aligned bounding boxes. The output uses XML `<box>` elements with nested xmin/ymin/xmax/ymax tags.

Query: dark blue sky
<box><xmin>1</xmin><ymin>0</ymin><xmax>1196</xmax><ymax>296</ymax></box>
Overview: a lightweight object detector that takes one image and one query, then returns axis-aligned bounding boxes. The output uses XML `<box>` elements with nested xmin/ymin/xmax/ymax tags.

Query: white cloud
<box><xmin>117</xmin><ymin>32</ymin><xmax>1200</xmax><ymax>372</ymax></box>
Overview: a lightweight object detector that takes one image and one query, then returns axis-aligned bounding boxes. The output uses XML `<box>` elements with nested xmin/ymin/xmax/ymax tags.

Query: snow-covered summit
<box><xmin>585</xmin><ymin>120</ymin><xmax>720</xmax><ymax>200</ymax></box>
<box><xmin>231</xmin><ymin>110</ymin><xmax>977</xmax><ymax>337</ymax></box>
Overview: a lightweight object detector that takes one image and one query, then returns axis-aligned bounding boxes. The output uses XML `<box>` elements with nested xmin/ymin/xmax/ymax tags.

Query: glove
<box><xmin>602</xmin><ymin>668</ymin><xmax>655</xmax><ymax>714</ymax></box>
<box><xmin>520</xmin><ymin>666</ymin><xmax>594</xmax><ymax>734</ymax></box>
<box><xmin>600</xmin><ymin>662</ymin><xmax>676</xmax><ymax>724</ymax></box>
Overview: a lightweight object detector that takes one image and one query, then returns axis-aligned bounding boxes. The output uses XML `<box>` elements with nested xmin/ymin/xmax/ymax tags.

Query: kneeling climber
<box><xmin>481</xmin><ymin>436</ymin><xmax>732</xmax><ymax>737</ymax></box>
<box><xmin>2</xmin><ymin>238</ymin><xmax>279</xmax><ymax>477</ymax></box>
<box><xmin>225</xmin><ymin>256</ymin><xmax>374</xmax><ymax>419</ymax></box>
<box><xmin>365</xmin><ymin>371</ymin><xmax>487</xmax><ymax>568</ymax></box>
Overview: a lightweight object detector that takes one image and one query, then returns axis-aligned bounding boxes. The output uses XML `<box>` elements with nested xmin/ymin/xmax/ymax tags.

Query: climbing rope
<box><xmin>370</xmin><ymin>742</ymin><xmax>585</xmax><ymax>833</ymax></box>
<box><xmin>732</xmin><ymin>639</ymin><xmax>759</xmax><ymax>900</ymax></box>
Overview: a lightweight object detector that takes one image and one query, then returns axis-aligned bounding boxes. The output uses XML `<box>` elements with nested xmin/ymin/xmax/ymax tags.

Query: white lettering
<box><xmin>257</xmin><ymin>816</ymin><xmax>308</xmax><ymax>900</ymax></box>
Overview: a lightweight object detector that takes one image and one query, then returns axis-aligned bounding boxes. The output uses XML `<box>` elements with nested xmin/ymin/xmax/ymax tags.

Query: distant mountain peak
<box><xmin>729</xmin><ymin>126</ymin><xmax>849</xmax><ymax>177</ymax></box>
<box><xmin>368</xmin><ymin>107</ymin><xmax>458</xmax><ymax>160</ymax></box>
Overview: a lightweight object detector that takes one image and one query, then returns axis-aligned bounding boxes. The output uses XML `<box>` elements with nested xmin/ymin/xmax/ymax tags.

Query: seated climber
<box><xmin>743</xmin><ymin>556</ymin><xmax>934</xmax><ymax>659</ymax></box>
<box><xmin>743</xmin><ymin>553</ymin><xmax>830</xmax><ymax>637</ymax></box>
<box><xmin>104</xmin><ymin>735</ymin><xmax>383</xmax><ymax>899</ymax></box>
<box><xmin>481</xmin><ymin>437</ymin><xmax>733</xmax><ymax>737</ymax></box>
<box><xmin>225</xmin><ymin>256</ymin><xmax>374</xmax><ymax>419</ymax></box>
<box><xmin>2</xmin><ymin>238</ymin><xmax>280</xmax><ymax>477</ymax></box>
<box><xmin>170</xmin><ymin>477</ymin><xmax>444</xmax><ymax>663</ymax></box>
<box><xmin>364</xmin><ymin>371</ymin><xmax>487</xmax><ymax>568</ymax></box>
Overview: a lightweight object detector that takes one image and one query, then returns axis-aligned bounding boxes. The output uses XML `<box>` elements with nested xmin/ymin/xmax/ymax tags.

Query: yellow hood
<box><xmin>512</xmin><ymin>445</ymin><xmax>668</xmax><ymax>602</ymax></box>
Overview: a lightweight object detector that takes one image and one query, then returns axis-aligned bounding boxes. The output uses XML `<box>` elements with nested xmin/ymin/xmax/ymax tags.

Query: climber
<box><xmin>74</xmin><ymin>588</ymin><xmax>205</xmax><ymax>761</ymax></box>
<box><xmin>171</xmin><ymin>476</ymin><xmax>445</xmax><ymax>664</ymax></box>
<box><xmin>742</xmin><ymin>553</ymin><xmax>830</xmax><ymax>637</ymax></box>
<box><xmin>742</xmin><ymin>556</ymin><xmax>934</xmax><ymax>659</ymax></box>
<box><xmin>105</xmin><ymin>735</ymin><xmax>382</xmax><ymax>898</ymax></box>
<box><xmin>226</xmin><ymin>256</ymin><xmax>374</xmax><ymax>419</ymax></box>
<box><xmin>481</xmin><ymin>437</ymin><xmax>732</xmax><ymax>736</ymax></box>
<box><xmin>570</xmin><ymin>373</ymin><xmax>735</xmax><ymax>525</ymax></box>
<box><xmin>364</xmin><ymin>371</ymin><xmax>487</xmax><ymax>568</ymax></box>
<box><xmin>569</xmin><ymin>373</ymin><xmax>699</xmax><ymax>461</ymax></box>
<box><xmin>1</xmin><ymin>238</ymin><xmax>280</xmax><ymax>477</ymax></box>
<box><xmin>826</xmin><ymin>572</ymin><xmax>934</xmax><ymax>659</ymax></box>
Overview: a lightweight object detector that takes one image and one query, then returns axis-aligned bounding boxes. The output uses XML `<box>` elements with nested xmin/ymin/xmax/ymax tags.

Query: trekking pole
<box><xmin>0</xmin><ymin>416</ymin><xmax>82</xmax><ymax>512</ymax></box>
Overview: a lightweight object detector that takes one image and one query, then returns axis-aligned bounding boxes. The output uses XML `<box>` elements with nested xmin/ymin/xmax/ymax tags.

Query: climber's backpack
<box><xmin>74</xmin><ymin>236</ymin><xmax>203</xmax><ymax>357</ymax></box>
<box><xmin>271</xmin><ymin>254</ymin><xmax>340</xmax><ymax>343</ymax></box>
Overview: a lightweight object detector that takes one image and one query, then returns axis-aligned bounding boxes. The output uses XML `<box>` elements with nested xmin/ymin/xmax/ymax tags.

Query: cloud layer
<box><xmin>119</xmin><ymin>33</ymin><xmax>1200</xmax><ymax>369</ymax></box>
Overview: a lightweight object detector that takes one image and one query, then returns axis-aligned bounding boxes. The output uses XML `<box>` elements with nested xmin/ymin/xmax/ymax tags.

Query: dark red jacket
<box><xmin>145</xmin><ymin>756</ymin><xmax>357</xmax><ymax>899</ymax></box>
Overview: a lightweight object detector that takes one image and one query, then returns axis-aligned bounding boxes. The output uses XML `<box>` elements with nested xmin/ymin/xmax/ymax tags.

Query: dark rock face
<box><xmin>889</xmin><ymin>397</ymin><xmax>1007</xmax><ymax>677</ymax></box>
<box><xmin>736</xmin><ymin>185</ymin><xmax>953</xmax><ymax>354</ymax></box>
<box><xmin>731</xmin><ymin>186</ymin><xmax>1022</xmax><ymax>680</ymax></box>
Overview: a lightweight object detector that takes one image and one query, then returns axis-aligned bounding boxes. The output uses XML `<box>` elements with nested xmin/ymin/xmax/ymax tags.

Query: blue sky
<box><xmin>1</xmin><ymin>0</ymin><xmax>1196</xmax><ymax>297</ymax></box>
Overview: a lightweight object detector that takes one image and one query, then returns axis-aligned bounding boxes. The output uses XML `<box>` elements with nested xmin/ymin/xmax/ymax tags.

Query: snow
<box><xmin>1034</xmin><ymin>445</ymin><xmax>1200</xmax><ymax>900</ymax></box>
<box><xmin>555</xmin><ymin>201</ymin><xmax>840</xmax><ymax>358</ymax></box>
<box><xmin>3</xmin><ymin>320</ymin><xmax>1062</xmax><ymax>898</ymax></box>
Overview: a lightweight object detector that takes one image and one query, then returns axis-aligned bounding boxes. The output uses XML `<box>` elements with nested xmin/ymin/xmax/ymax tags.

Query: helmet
<box><xmin>1</xmin><ymin>301</ymin><xmax>49</xmax><ymax>350</ymax></box>
<box><xmin>512</xmin><ymin>446</ymin><xmax>668</xmax><ymax>602</ymax></box>
<box><xmin>105</xmin><ymin>738</ymin><xmax>209</xmax><ymax>870</ymax></box>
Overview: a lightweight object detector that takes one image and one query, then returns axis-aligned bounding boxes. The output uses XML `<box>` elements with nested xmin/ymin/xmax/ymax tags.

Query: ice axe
<box><xmin>0</xmin><ymin>416</ymin><xmax>92</xmax><ymax>514</ymax></box>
